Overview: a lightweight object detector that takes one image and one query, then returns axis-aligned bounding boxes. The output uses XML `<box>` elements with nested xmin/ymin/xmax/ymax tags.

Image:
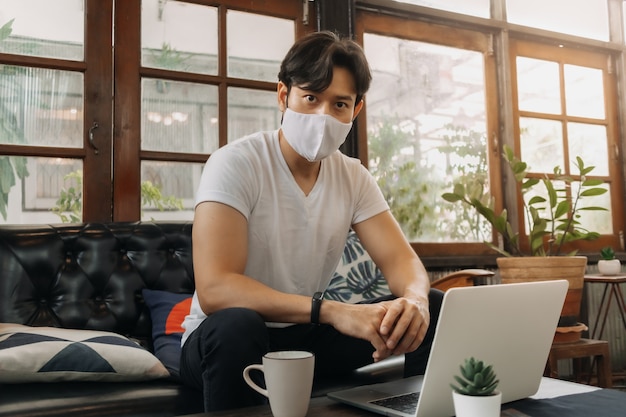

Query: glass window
<box><xmin>519</xmin><ymin>117</ymin><xmax>564</xmax><ymax>172</ymax></box>
<box><xmin>140</xmin><ymin>161</ymin><xmax>201</xmax><ymax>221</ymax></box>
<box><xmin>507</xmin><ymin>0</ymin><xmax>609</xmax><ymax>41</ymax></box>
<box><xmin>516</xmin><ymin>58</ymin><xmax>560</xmax><ymax>115</ymax></box>
<box><xmin>391</xmin><ymin>0</ymin><xmax>490</xmax><ymax>18</ymax></box>
<box><xmin>5</xmin><ymin>157</ymin><xmax>83</xmax><ymax>224</ymax></box>
<box><xmin>227</xmin><ymin>87</ymin><xmax>281</xmax><ymax>142</ymax></box>
<box><xmin>512</xmin><ymin>40</ymin><xmax>618</xmax><ymax>249</ymax></box>
<box><xmin>364</xmin><ymin>33</ymin><xmax>490</xmax><ymax>243</ymax></box>
<box><xmin>141</xmin><ymin>79</ymin><xmax>218</xmax><ymax>153</ymax></box>
<box><xmin>564</xmin><ymin>65</ymin><xmax>605</xmax><ymax>119</ymax></box>
<box><xmin>0</xmin><ymin>0</ymin><xmax>84</xmax><ymax>60</ymax></box>
<box><xmin>141</xmin><ymin>0</ymin><xmax>218</xmax><ymax>75</ymax></box>
<box><xmin>0</xmin><ymin>66</ymin><xmax>83</xmax><ymax>148</ymax></box>
<box><xmin>226</xmin><ymin>10</ymin><xmax>294</xmax><ymax>82</ymax></box>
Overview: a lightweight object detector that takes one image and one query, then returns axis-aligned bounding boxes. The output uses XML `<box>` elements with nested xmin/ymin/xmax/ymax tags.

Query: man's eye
<box><xmin>305</xmin><ymin>95</ymin><xmax>316</xmax><ymax>103</ymax></box>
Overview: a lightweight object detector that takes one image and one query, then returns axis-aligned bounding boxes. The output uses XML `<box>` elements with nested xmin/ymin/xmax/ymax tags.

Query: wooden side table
<box><xmin>545</xmin><ymin>338</ymin><xmax>612</xmax><ymax>388</ymax></box>
<box><xmin>584</xmin><ymin>274</ymin><xmax>626</xmax><ymax>339</ymax></box>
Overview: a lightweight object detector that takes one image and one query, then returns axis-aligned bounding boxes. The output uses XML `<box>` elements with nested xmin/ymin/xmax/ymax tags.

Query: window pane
<box><xmin>364</xmin><ymin>33</ymin><xmax>489</xmax><ymax>242</ymax></box>
<box><xmin>517</xmin><ymin>58</ymin><xmax>561</xmax><ymax>114</ymax></box>
<box><xmin>392</xmin><ymin>0</ymin><xmax>489</xmax><ymax>18</ymax></box>
<box><xmin>226</xmin><ymin>10</ymin><xmax>294</xmax><ymax>82</ymax></box>
<box><xmin>0</xmin><ymin>66</ymin><xmax>83</xmax><ymax>147</ymax></box>
<box><xmin>0</xmin><ymin>156</ymin><xmax>83</xmax><ymax>224</ymax></box>
<box><xmin>140</xmin><ymin>161</ymin><xmax>199</xmax><ymax>221</ymax></box>
<box><xmin>228</xmin><ymin>87</ymin><xmax>281</xmax><ymax>142</ymax></box>
<box><xmin>521</xmin><ymin>180</ymin><xmax>612</xmax><ymax>235</ymax></box>
<box><xmin>564</xmin><ymin>65</ymin><xmax>605</xmax><ymax>119</ymax></box>
<box><xmin>507</xmin><ymin>0</ymin><xmax>609</xmax><ymax>41</ymax></box>
<box><xmin>141</xmin><ymin>78</ymin><xmax>218</xmax><ymax>153</ymax></box>
<box><xmin>573</xmin><ymin>182</ymin><xmax>612</xmax><ymax>235</ymax></box>
<box><xmin>568</xmin><ymin>123</ymin><xmax>609</xmax><ymax>176</ymax></box>
<box><xmin>141</xmin><ymin>0</ymin><xmax>217</xmax><ymax>75</ymax></box>
<box><xmin>519</xmin><ymin>117</ymin><xmax>564</xmax><ymax>172</ymax></box>
<box><xmin>0</xmin><ymin>0</ymin><xmax>84</xmax><ymax>60</ymax></box>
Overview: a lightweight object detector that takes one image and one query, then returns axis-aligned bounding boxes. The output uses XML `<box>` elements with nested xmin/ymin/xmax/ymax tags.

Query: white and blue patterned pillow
<box><xmin>0</xmin><ymin>323</ymin><xmax>169</xmax><ymax>383</ymax></box>
<box><xmin>325</xmin><ymin>230</ymin><xmax>391</xmax><ymax>303</ymax></box>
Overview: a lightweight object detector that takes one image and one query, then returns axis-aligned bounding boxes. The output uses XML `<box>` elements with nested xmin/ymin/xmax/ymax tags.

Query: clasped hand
<box><xmin>334</xmin><ymin>297</ymin><xmax>430</xmax><ymax>362</ymax></box>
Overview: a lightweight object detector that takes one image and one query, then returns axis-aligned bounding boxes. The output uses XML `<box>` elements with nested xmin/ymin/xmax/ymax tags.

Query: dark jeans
<box><xmin>179</xmin><ymin>288</ymin><xmax>444</xmax><ymax>411</ymax></box>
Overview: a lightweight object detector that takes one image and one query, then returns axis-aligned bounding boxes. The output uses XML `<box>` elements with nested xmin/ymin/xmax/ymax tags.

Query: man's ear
<box><xmin>277</xmin><ymin>82</ymin><xmax>288</xmax><ymax>112</ymax></box>
<box><xmin>352</xmin><ymin>99</ymin><xmax>364</xmax><ymax>121</ymax></box>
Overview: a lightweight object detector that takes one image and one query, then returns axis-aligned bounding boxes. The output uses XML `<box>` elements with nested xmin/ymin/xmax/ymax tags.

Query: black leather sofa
<box><xmin>0</xmin><ymin>222</ymin><xmax>403</xmax><ymax>417</ymax></box>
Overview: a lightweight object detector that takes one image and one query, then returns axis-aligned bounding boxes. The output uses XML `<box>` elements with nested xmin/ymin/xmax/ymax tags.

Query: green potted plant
<box><xmin>598</xmin><ymin>246</ymin><xmax>621</xmax><ymax>276</ymax></box>
<box><xmin>450</xmin><ymin>357</ymin><xmax>501</xmax><ymax>417</ymax></box>
<box><xmin>442</xmin><ymin>145</ymin><xmax>608</xmax><ymax>340</ymax></box>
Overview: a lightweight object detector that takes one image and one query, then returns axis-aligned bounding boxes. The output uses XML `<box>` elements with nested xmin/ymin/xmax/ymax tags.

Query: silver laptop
<box><xmin>327</xmin><ymin>280</ymin><xmax>568</xmax><ymax>417</ymax></box>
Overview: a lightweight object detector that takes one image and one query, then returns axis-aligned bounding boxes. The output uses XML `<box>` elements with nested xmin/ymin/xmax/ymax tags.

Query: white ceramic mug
<box><xmin>243</xmin><ymin>350</ymin><xmax>315</xmax><ymax>417</ymax></box>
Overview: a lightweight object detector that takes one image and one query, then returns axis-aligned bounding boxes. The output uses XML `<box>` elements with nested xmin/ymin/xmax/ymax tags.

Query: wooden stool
<box><xmin>545</xmin><ymin>338</ymin><xmax>612</xmax><ymax>388</ymax></box>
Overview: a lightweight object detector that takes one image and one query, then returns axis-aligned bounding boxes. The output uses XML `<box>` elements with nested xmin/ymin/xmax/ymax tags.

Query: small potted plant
<box><xmin>598</xmin><ymin>246</ymin><xmax>621</xmax><ymax>275</ymax></box>
<box><xmin>450</xmin><ymin>357</ymin><xmax>501</xmax><ymax>417</ymax></box>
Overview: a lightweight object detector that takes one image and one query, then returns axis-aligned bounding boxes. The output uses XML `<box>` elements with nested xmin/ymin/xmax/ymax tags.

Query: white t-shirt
<box><xmin>181</xmin><ymin>130</ymin><xmax>389</xmax><ymax>344</ymax></box>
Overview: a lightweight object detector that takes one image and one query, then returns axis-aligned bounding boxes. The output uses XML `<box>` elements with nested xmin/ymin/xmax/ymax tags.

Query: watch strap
<box><xmin>311</xmin><ymin>291</ymin><xmax>324</xmax><ymax>324</ymax></box>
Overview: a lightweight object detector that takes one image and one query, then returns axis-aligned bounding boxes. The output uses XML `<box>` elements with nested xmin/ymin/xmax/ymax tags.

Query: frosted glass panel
<box><xmin>568</xmin><ymin>123</ymin><xmax>609</xmax><ymax>176</ymax></box>
<box><xmin>519</xmin><ymin>117</ymin><xmax>564</xmax><ymax>173</ymax></box>
<box><xmin>564</xmin><ymin>65</ymin><xmax>605</xmax><ymax>119</ymax></box>
<box><xmin>227</xmin><ymin>88</ymin><xmax>281</xmax><ymax>142</ymax></box>
<box><xmin>227</xmin><ymin>10</ymin><xmax>294</xmax><ymax>82</ymax></box>
<box><xmin>517</xmin><ymin>57</ymin><xmax>560</xmax><ymax>115</ymax></box>
<box><xmin>142</xmin><ymin>0</ymin><xmax>218</xmax><ymax>75</ymax></box>
<box><xmin>0</xmin><ymin>0</ymin><xmax>84</xmax><ymax>60</ymax></box>
<box><xmin>141</xmin><ymin>161</ymin><xmax>199</xmax><ymax>221</ymax></box>
<box><xmin>0</xmin><ymin>156</ymin><xmax>83</xmax><ymax>225</ymax></box>
<box><xmin>392</xmin><ymin>0</ymin><xmax>489</xmax><ymax>18</ymax></box>
<box><xmin>0</xmin><ymin>66</ymin><xmax>83</xmax><ymax>148</ymax></box>
<box><xmin>507</xmin><ymin>0</ymin><xmax>609</xmax><ymax>41</ymax></box>
<box><xmin>141</xmin><ymin>78</ymin><xmax>219</xmax><ymax>153</ymax></box>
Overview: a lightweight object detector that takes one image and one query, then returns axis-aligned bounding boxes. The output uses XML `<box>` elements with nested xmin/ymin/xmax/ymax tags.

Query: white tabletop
<box><xmin>530</xmin><ymin>377</ymin><xmax>600</xmax><ymax>399</ymax></box>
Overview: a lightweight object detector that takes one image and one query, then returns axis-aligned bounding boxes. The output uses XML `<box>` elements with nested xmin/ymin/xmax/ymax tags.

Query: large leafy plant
<box><xmin>442</xmin><ymin>145</ymin><xmax>607</xmax><ymax>256</ymax></box>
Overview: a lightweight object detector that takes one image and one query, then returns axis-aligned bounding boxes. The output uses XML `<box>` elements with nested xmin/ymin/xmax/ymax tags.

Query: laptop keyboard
<box><xmin>370</xmin><ymin>391</ymin><xmax>420</xmax><ymax>414</ymax></box>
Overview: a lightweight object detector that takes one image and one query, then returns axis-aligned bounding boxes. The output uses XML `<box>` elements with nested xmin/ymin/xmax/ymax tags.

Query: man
<box><xmin>180</xmin><ymin>30</ymin><xmax>443</xmax><ymax>411</ymax></box>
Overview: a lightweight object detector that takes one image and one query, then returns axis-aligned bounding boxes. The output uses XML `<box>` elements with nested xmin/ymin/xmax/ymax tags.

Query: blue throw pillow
<box><xmin>142</xmin><ymin>289</ymin><xmax>192</xmax><ymax>379</ymax></box>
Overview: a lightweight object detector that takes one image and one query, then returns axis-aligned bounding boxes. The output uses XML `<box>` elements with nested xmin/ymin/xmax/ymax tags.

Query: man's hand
<box><xmin>323</xmin><ymin>298</ymin><xmax>429</xmax><ymax>362</ymax></box>
<box><xmin>376</xmin><ymin>297</ymin><xmax>429</xmax><ymax>360</ymax></box>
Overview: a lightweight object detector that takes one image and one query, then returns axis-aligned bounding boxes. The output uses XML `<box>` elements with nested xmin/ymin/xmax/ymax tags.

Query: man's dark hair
<box><xmin>278</xmin><ymin>31</ymin><xmax>372</xmax><ymax>105</ymax></box>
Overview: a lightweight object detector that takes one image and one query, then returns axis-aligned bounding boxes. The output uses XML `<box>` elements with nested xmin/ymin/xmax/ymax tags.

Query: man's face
<box><xmin>278</xmin><ymin>66</ymin><xmax>363</xmax><ymax>124</ymax></box>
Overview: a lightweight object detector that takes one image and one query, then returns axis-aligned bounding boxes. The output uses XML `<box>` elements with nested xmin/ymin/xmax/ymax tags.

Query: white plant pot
<box><xmin>598</xmin><ymin>259</ymin><xmax>621</xmax><ymax>276</ymax></box>
<box><xmin>452</xmin><ymin>390</ymin><xmax>502</xmax><ymax>417</ymax></box>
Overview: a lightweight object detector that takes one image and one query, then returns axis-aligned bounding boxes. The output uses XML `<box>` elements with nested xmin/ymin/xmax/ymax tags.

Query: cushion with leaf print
<box><xmin>325</xmin><ymin>230</ymin><xmax>391</xmax><ymax>303</ymax></box>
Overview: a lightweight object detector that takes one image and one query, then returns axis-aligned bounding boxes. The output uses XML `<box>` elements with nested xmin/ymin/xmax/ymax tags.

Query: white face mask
<box><xmin>281</xmin><ymin>108</ymin><xmax>353</xmax><ymax>162</ymax></box>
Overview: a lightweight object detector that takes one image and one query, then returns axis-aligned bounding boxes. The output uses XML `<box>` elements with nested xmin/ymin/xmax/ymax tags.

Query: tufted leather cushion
<box><xmin>0</xmin><ymin>222</ymin><xmax>195</xmax><ymax>349</ymax></box>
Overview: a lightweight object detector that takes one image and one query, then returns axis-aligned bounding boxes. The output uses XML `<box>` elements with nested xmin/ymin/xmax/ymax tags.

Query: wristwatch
<box><xmin>311</xmin><ymin>291</ymin><xmax>324</xmax><ymax>325</ymax></box>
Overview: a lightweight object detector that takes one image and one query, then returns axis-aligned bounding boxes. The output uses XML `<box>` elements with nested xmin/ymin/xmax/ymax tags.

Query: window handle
<box><xmin>88</xmin><ymin>122</ymin><xmax>100</xmax><ymax>155</ymax></box>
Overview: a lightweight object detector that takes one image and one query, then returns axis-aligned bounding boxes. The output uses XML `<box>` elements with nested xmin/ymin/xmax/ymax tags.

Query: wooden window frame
<box><xmin>508</xmin><ymin>38</ymin><xmax>624</xmax><ymax>254</ymax></box>
<box><xmin>355</xmin><ymin>10</ymin><xmax>502</xmax><ymax>258</ymax></box>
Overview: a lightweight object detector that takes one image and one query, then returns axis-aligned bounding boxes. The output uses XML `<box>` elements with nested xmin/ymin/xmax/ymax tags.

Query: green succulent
<box><xmin>451</xmin><ymin>357</ymin><xmax>499</xmax><ymax>396</ymax></box>
<box><xmin>600</xmin><ymin>246</ymin><xmax>616</xmax><ymax>260</ymax></box>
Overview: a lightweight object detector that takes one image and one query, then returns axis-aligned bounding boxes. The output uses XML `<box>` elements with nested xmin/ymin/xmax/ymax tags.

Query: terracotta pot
<box><xmin>497</xmin><ymin>256</ymin><xmax>587</xmax><ymax>342</ymax></box>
